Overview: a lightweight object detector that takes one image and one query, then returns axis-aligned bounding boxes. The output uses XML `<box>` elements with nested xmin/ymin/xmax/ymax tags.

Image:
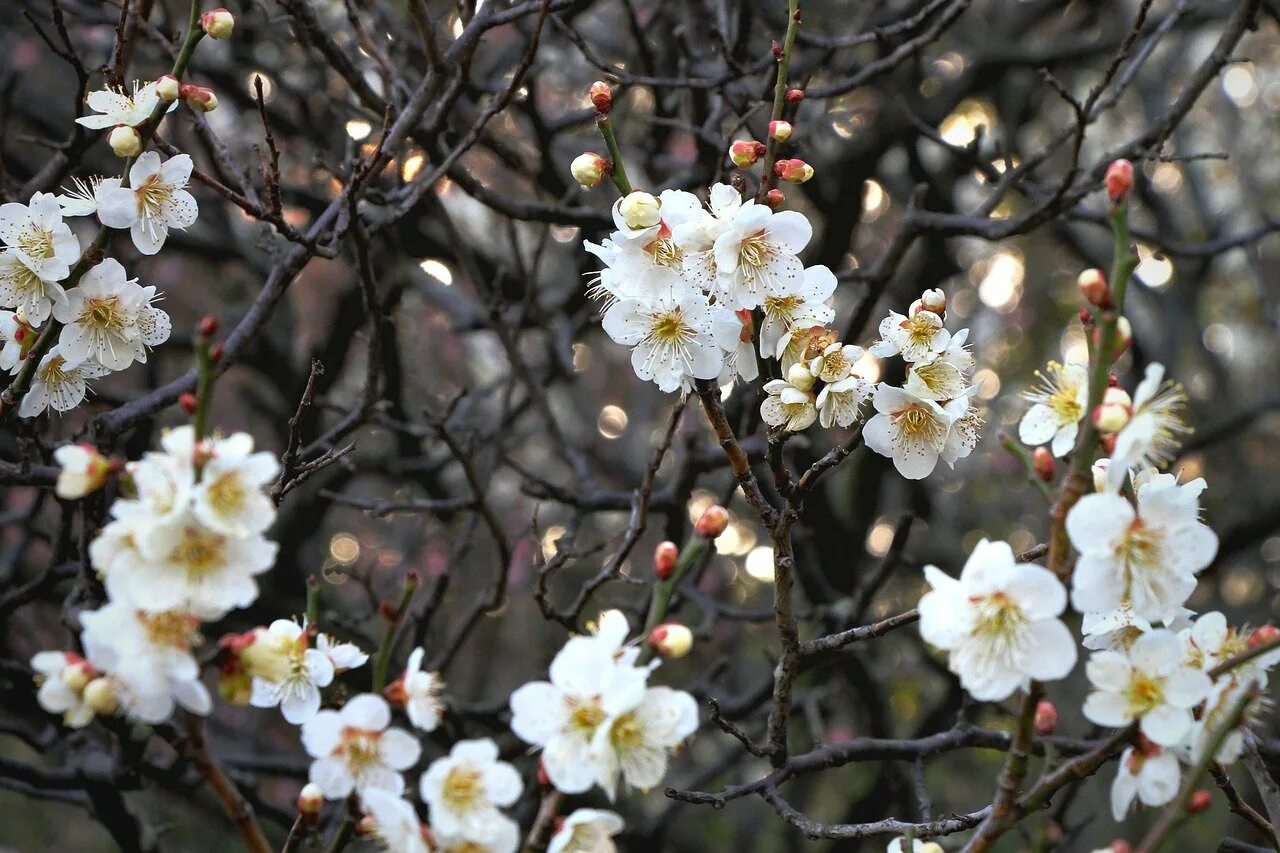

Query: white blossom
<box><xmin>711</xmin><ymin>201</ymin><xmax>811</xmax><ymax>310</ymax></box>
<box><xmin>1068</xmin><ymin>474</ymin><xmax>1217</xmax><ymax>625</ymax></box>
<box><xmin>301</xmin><ymin>693</ymin><xmax>421</xmax><ymax>799</ymax></box>
<box><xmin>918</xmin><ymin>539</ymin><xmax>1076</xmax><ymax>701</ymax></box>
<box><xmin>808</xmin><ymin>341</ymin><xmax>863</xmax><ymax>384</ymax></box>
<box><xmin>361</xmin><ymin>789</ymin><xmax>429</xmax><ymax>853</ymax></box>
<box><xmin>19</xmin><ymin>346</ymin><xmax>109</xmax><ymax>417</ymax></box>
<box><xmin>1018</xmin><ymin>361</ymin><xmax>1089</xmax><ymax>458</ymax></box>
<box><xmin>53</xmin><ymin>443</ymin><xmax>113</xmax><ymax>499</ymax></box>
<box><xmin>760</xmin><ymin>373</ymin><xmax>818</xmax><ymax>432</ymax></box>
<box><xmin>245</xmin><ymin>619</ymin><xmax>335</xmax><ymax>724</ymax></box>
<box><xmin>190</xmin><ymin>431</ymin><xmax>279</xmax><ymax>537</ymax></box>
<box><xmin>816</xmin><ymin>373</ymin><xmax>871</xmax><ymax>429</ymax></box>
<box><xmin>869</xmin><ymin>309</ymin><xmax>949</xmax><ymax>363</ymax></box>
<box><xmin>317</xmin><ymin>633</ymin><xmax>368</xmax><ymax>672</ymax></box>
<box><xmin>713</xmin><ymin>308</ymin><xmax>758</xmax><ymax>386</ymax></box>
<box><xmin>419</xmin><ymin>738</ymin><xmax>522</xmax><ymax>843</ymax></box>
<box><xmin>757</xmin><ymin>264</ymin><xmax>835</xmax><ymax>356</ymax></box>
<box><xmin>395</xmin><ymin>647</ymin><xmax>445</xmax><ymax>733</ymax></box>
<box><xmin>434</xmin><ymin>819</ymin><xmax>520</xmax><ymax>853</ymax></box>
<box><xmin>590</xmin><ymin>685</ymin><xmax>698</xmax><ymax>800</ymax></box>
<box><xmin>904</xmin><ymin>330</ymin><xmax>975</xmax><ymax>402</ymax></box>
<box><xmin>1082</xmin><ymin>605</ymin><xmax>1193</xmax><ymax>652</ymax></box>
<box><xmin>0</xmin><ymin>310</ymin><xmax>29</xmax><ymax>372</ymax></box>
<box><xmin>31</xmin><ymin>651</ymin><xmax>98</xmax><ymax>728</ymax></box>
<box><xmin>1110</xmin><ymin>745</ymin><xmax>1180</xmax><ymax>821</ymax></box>
<box><xmin>1182</xmin><ymin>611</ymin><xmax>1279</xmax><ymax>688</ymax></box>
<box><xmin>548</xmin><ymin>808</ymin><xmax>624</xmax><ymax>853</ymax></box>
<box><xmin>863</xmin><ymin>385</ymin><xmax>956</xmax><ymax>479</ymax></box>
<box><xmin>1105</xmin><ymin>363</ymin><xmax>1191</xmax><ymax>491</ymax></box>
<box><xmin>53</xmin><ymin>258</ymin><xmax>170</xmax><ymax>370</ymax></box>
<box><xmin>1185</xmin><ymin>678</ymin><xmax>1259</xmax><ymax>765</ymax></box>
<box><xmin>0</xmin><ymin>251</ymin><xmax>69</xmax><ymax>326</ymax></box>
<box><xmin>1082</xmin><ymin>629</ymin><xmax>1212</xmax><ymax>746</ymax></box>
<box><xmin>97</xmin><ymin>152</ymin><xmax>198</xmax><ymax>255</ymax></box>
<box><xmin>75</xmin><ymin>81</ymin><xmax>161</xmax><ymax>129</ymax></box>
<box><xmin>0</xmin><ymin>192</ymin><xmax>80</xmax><ymax>283</ymax></box>
<box><xmin>57</xmin><ymin>176</ymin><xmax>122</xmax><ymax>218</ymax></box>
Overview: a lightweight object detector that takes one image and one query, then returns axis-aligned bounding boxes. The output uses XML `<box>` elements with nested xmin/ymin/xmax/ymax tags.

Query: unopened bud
<box><xmin>1187</xmin><ymin>789</ymin><xmax>1212</xmax><ymax>815</ymax></box>
<box><xmin>83</xmin><ymin>677</ymin><xmax>119</xmax><ymax>715</ymax></box>
<box><xmin>210</xmin><ymin>342</ymin><xmax>224</xmax><ymax>363</ymax></box>
<box><xmin>181</xmin><ymin>84</ymin><xmax>219</xmax><ymax>112</ymax></box>
<box><xmin>589</xmin><ymin>81</ymin><xmax>613</xmax><ymax>113</ymax></box>
<box><xmin>1092</xmin><ymin>317</ymin><xmax>1132</xmax><ymax>363</ymax></box>
<box><xmin>1093</xmin><ymin>388</ymin><xmax>1132</xmax><ymax>434</ymax></box>
<box><xmin>198</xmin><ymin>314</ymin><xmax>219</xmax><ymax>338</ymax></box>
<box><xmin>570</xmin><ymin>152</ymin><xmax>608</xmax><ymax>188</ymax></box>
<box><xmin>297</xmin><ymin>782</ymin><xmax>324</xmax><ymax>817</ymax></box>
<box><xmin>785</xmin><ymin>87</ymin><xmax>805</xmax><ymax>104</ymax></box>
<box><xmin>156</xmin><ymin>74</ymin><xmax>181</xmax><ymax>102</ymax></box>
<box><xmin>61</xmin><ymin>659</ymin><xmax>95</xmax><ymax>693</ymax></box>
<box><xmin>695</xmin><ymin>505</ymin><xmax>729</xmax><ymax>539</ymax></box>
<box><xmin>648</xmin><ymin>623</ymin><xmax>693</xmax><ymax>658</ymax></box>
<box><xmin>768</xmin><ymin>120</ymin><xmax>793</xmax><ymax>142</ymax></box>
<box><xmin>1105</xmin><ymin>159</ymin><xmax>1134</xmax><ymax>203</ymax></box>
<box><xmin>108</xmin><ymin>125</ymin><xmax>142</xmax><ymax>158</ymax></box>
<box><xmin>918</xmin><ymin>288</ymin><xmax>946</xmax><ymax>316</ymax></box>
<box><xmin>771</xmin><ymin>40</ymin><xmax>783</xmax><ymax>60</ymax></box>
<box><xmin>1034</xmin><ymin>699</ymin><xmax>1058</xmax><ymax>736</ymax></box>
<box><xmin>179</xmin><ymin>392</ymin><xmax>198</xmax><ymax>414</ymax></box>
<box><xmin>764</xmin><ymin>188</ymin><xmax>785</xmax><ymax>209</ymax></box>
<box><xmin>1078</xmin><ymin>308</ymin><xmax>1095</xmax><ymax>329</ymax></box>
<box><xmin>1078</xmin><ymin>269</ymin><xmax>1113</xmax><ymax>309</ymax></box>
<box><xmin>617</xmin><ymin>191</ymin><xmax>660</xmax><ymax>230</ymax></box>
<box><xmin>729</xmin><ymin>140</ymin><xmax>766</xmax><ymax>169</ymax></box>
<box><xmin>1032</xmin><ymin>447</ymin><xmax>1055</xmax><ymax>483</ymax></box>
<box><xmin>1091</xmin><ymin>459</ymin><xmax>1110</xmax><ymax>493</ymax></box>
<box><xmin>918</xmin><ymin>844</ymin><xmax>944</xmax><ymax>853</ymax></box>
<box><xmin>1111</xmin><ymin>841</ymin><xmax>1133</xmax><ymax>853</ymax></box>
<box><xmin>1249</xmin><ymin>625</ymin><xmax>1280</xmax><ymax>649</ymax></box>
<box><xmin>200</xmin><ymin>7</ymin><xmax>235</xmax><ymax>39</ymax></box>
<box><xmin>774</xmin><ymin>158</ymin><xmax>814</xmax><ymax>184</ymax></box>
<box><xmin>787</xmin><ymin>363</ymin><xmax>816</xmax><ymax>391</ymax></box>
<box><xmin>654</xmin><ymin>541</ymin><xmax>679</xmax><ymax>580</ymax></box>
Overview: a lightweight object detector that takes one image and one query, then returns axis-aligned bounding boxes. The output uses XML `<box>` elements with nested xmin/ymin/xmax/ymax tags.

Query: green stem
<box><xmin>371</xmin><ymin>576</ymin><xmax>419</xmax><ymax>692</ymax></box>
<box><xmin>597</xmin><ymin>115</ymin><xmax>632</xmax><ymax>196</ymax></box>
<box><xmin>637</xmin><ymin>537</ymin><xmax>711</xmax><ymax>665</ymax></box>
<box><xmin>305</xmin><ymin>575</ymin><xmax>321</xmax><ymax>628</ymax></box>
<box><xmin>999</xmin><ymin>433</ymin><xmax>1053</xmax><ymax>500</ymax></box>
<box><xmin>757</xmin><ymin>0</ymin><xmax>801</xmax><ymax>199</ymax></box>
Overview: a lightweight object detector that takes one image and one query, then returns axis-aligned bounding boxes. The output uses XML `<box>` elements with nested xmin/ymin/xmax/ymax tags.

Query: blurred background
<box><xmin>2</xmin><ymin>0</ymin><xmax>1279</xmax><ymax>849</ymax></box>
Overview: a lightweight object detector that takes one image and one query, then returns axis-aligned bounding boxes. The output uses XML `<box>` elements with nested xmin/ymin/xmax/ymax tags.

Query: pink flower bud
<box><xmin>108</xmin><ymin>125</ymin><xmax>142</xmax><ymax>157</ymax></box>
<box><xmin>1091</xmin><ymin>317</ymin><xmax>1131</xmax><ymax>363</ymax></box>
<box><xmin>1249</xmin><ymin>625</ymin><xmax>1280</xmax><ymax>649</ymax></box>
<box><xmin>648</xmin><ymin>623</ymin><xmax>693</xmax><ymax>658</ymax></box>
<box><xmin>589</xmin><ymin>81</ymin><xmax>612</xmax><ymax>113</ymax></box>
<box><xmin>1034</xmin><ymin>699</ymin><xmax>1058</xmax><ymax>735</ymax></box>
<box><xmin>1105</xmin><ymin>159</ymin><xmax>1134</xmax><ymax>203</ymax></box>
<box><xmin>1077</xmin><ymin>268</ymin><xmax>1113</xmax><ymax>309</ymax></box>
<box><xmin>654</xmin><ymin>541</ymin><xmax>679</xmax><ymax>580</ymax></box>
<box><xmin>695</xmin><ymin>504</ymin><xmax>729</xmax><ymax>539</ymax></box>
<box><xmin>200</xmin><ymin>7</ymin><xmax>235</xmax><ymax>39</ymax></box>
<box><xmin>1032</xmin><ymin>447</ymin><xmax>1055</xmax><ymax>483</ymax></box>
<box><xmin>156</xmin><ymin>74</ymin><xmax>181</xmax><ymax>102</ymax></box>
<box><xmin>198</xmin><ymin>314</ymin><xmax>219</xmax><ymax>338</ymax></box>
<box><xmin>785</xmin><ymin>87</ymin><xmax>805</xmax><ymax>104</ymax></box>
<box><xmin>918</xmin><ymin>288</ymin><xmax>947</xmax><ymax>316</ymax></box>
<box><xmin>729</xmin><ymin>140</ymin><xmax>766</xmax><ymax>169</ymax></box>
<box><xmin>764</xmin><ymin>189</ymin><xmax>785</xmax><ymax>209</ymax></box>
<box><xmin>774</xmin><ymin>158</ymin><xmax>814</xmax><ymax>184</ymax></box>
<box><xmin>181</xmin><ymin>84</ymin><xmax>219</xmax><ymax>113</ymax></box>
<box><xmin>1111</xmin><ymin>841</ymin><xmax>1133</xmax><ymax>853</ymax></box>
<box><xmin>768</xmin><ymin>120</ymin><xmax>793</xmax><ymax>142</ymax></box>
<box><xmin>179</xmin><ymin>392</ymin><xmax>198</xmax><ymax>414</ymax></box>
<box><xmin>297</xmin><ymin>783</ymin><xmax>324</xmax><ymax>818</ymax></box>
<box><xmin>570</xmin><ymin>152</ymin><xmax>608</xmax><ymax>188</ymax></box>
<box><xmin>1187</xmin><ymin>789</ymin><xmax>1212</xmax><ymax>815</ymax></box>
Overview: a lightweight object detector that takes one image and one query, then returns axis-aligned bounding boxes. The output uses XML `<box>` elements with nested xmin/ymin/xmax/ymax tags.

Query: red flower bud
<box><xmin>1033</xmin><ymin>699</ymin><xmax>1058</xmax><ymax>735</ymax></box>
<box><xmin>180</xmin><ymin>84</ymin><xmax>219</xmax><ymax>113</ymax></box>
<box><xmin>179</xmin><ymin>392</ymin><xmax>198</xmax><ymax>414</ymax></box>
<box><xmin>1105</xmin><ymin>159</ymin><xmax>1134</xmax><ymax>203</ymax></box>
<box><xmin>764</xmin><ymin>188</ymin><xmax>785</xmax><ymax>209</ymax></box>
<box><xmin>768</xmin><ymin>120</ymin><xmax>793</xmax><ymax>142</ymax></box>
<box><xmin>785</xmin><ymin>88</ymin><xmax>805</xmax><ymax>104</ymax></box>
<box><xmin>729</xmin><ymin>140</ymin><xmax>766</xmax><ymax>169</ymax></box>
<box><xmin>210</xmin><ymin>342</ymin><xmax>225</xmax><ymax>363</ymax></box>
<box><xmin>654</xmin><ymin>541</ymin><xmax>679</xmax><ymax>580</ymax></box>
<box><xmin>589</xmin><ymin>81</ymin><xmax>612</xmax><ymax>113</ymax></box>
<box><xmin>1249</xmin><ymin>624</ymin><xmax>1280</xmax><ymax>649</ymax></box>
<box><xmin>1078</xmin><ymin>308</ymin><xmax>1094</xmax><ymax>329</ymax></box>
<box><xmin>1187</xmin><ymin>789</ymin><xmax>1212</xmax><ymax>815</ymax></box>
<box><xmin>1110</xmin><ymin>842</ymin><xmax>1133</xmax><ymax>853</ymax></box>
<box><xmin>200</xmin><ymin>7</ymin><xmax>235</xmax><ymax>39</ymax></box>
<box><xmin>1077</xmin><ymin>268</ymin><xmax>1113</xmax><ymax>309</ymax></box>
<box><xmin>1100</xmin><ymin>433</ymin><xmax>1117</xmax><ymax>454</ymax></box>
<box><xmin>695</xmin><ymin>505</ymin><xmax>729</xmax><ymax>539</ymax></box>
<box><xmin>648</xmin><ymin>622</ymin><xmax>693</xmax><ymax>658</ymax></box>
<box><xmin>771</xmin><ymin>40</ymin><xmax>783</xmax><ymax>60</ymax></box>
<box><xmin>773</xmin><ymin>158</ymin><xmax>814</xmax><ymax>184</ymax></box>
<box><xmin>198</xmin><ymin>314</ymin><xmax>219</xmax><ymax>338</ymax></box>
<box><xmin>1032</xmin><ymin>447</ymin><xmax>1055</xmax><ymax>483</ymax></box>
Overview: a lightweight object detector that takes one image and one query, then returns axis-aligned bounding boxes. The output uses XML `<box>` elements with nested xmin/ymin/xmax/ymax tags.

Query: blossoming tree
<box><xmin>3</xmin><ymin>1</ymin><xmax>1280</xmax><ymax>852</ymax></box>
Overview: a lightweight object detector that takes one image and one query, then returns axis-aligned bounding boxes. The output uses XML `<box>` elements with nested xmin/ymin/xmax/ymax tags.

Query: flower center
<box><xmin>169</xmin><ymin>526</ymin><xmax>227</xmax><ymax>578</ymax></box>
<box><xmin>568</xmin><ymin>697</ymin><xmax>607</xmax><ymax>735</ymax></box>
<box><xmin>82</xmin><ymin>297</ymin><xmax>125</xmax><ymax>334</ymax></box>
<box><xmin>338</xmin><ymin>729</ymin><xmax>382</xmax><ymax>772</ymax></box>
<box><xmin>442</xmin><ymin>765</ymin><xmax>486</xmax><ymax>812</ymax></box>
<box><xmin>140</xmin><ymin>610</ymin><xmax>199</xmax><ymax>649</ymax></box>
<box><xmin>1119</xmin><ymin>521</ymin><xmax>1161</xmax><ymax>577</ymax></box>
<box><xmin>18</xmin><ymin>227</ymin><xmax>55</xmax><ymax>260</ymax></box>
<box><xmin>902</xmin><ymin>314</ymin><xmax>938</xmax><ymax>346</ymax></box>
<box><xmin>894</xmin><ymin>403</ymin><xmax>945</xmax><ymax>441</ymax></box>
<box><xmin>3</xmin><ymin>261</ymin><xmax>42</xmax><ymax>295</ymax></box>
<box><xmin>738</xmin><ymin>231</ymin><xmax>775</xmax><ymax>270</ymax></box>
<box><xmin>206</xmin><ymin>472</ymin><xmax>247</xmax><ymax>517</ymax></box>
<box><xmin>39</xmin><ymin>355</ymin><xmax>70</xmax><ymax>384</ymax></box>
<box><xmin>763</xmin><ymin>293</ymin><xmax>804</xmax><ymax>322</ymax></box>
<box><xmin>137</xmin><ymin>175</ymin><xmax>174</xmax><ymax>218</ymax></box>
<box><xmin>645</xmin><ymin>232</ymin><xmax>684</xmax><ymax>268</ymax></box>
<box><xmin>609</xmin><ymin>712</ymin><xmax>644</xmax><ymax>752</ymax></box>
<box><xmin>1123</xmin><ymin>674</ymin><xmax>1165</xmax><ymax>714</ymax></box>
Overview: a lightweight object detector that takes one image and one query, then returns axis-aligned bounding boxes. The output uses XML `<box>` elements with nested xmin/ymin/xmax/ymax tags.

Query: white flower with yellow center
<box><xmin>74</xmin><ymin>81</ymin><xmax>161</xmax><ymax>129</ymax></box>
<box><xmin>389</xmin><ymin>647</ymin><xmax>446</xmax><ymax>732</ymax></box>
<box><xmin>1110</xmin><ymin>744</ymin><xmax>1180</xmax><ymax>821</ymax></box>
<box><xmin>1181</xmin><ymin>611</ymin><xmax>1276</xmax><ymax>686</ymax></box>
<box><xmin>590</xmin><ymin>685</ymin><xmax>698</xmax><ymax>800</ymax></box>
<box><xmin>1067</xmin><ymin>474</ymin><xmax>1217</xmax><ymax>625</ymax></box>
<box><xmin>816</xmin><ymin>373</ymin><xmax>872</xmax><ymax>429</ymax></box>
<box><xmin>1018</xmin><ymin>361</ymin><xmax>1089</xmax><ymax>458</ymax></box>
<box><xmin>301</xmin><ymin>693</ymin><xmax>421</xmax><ymax>799</ymax></box>
<box><xmin>869</xmin><ymin>309</ymin><xmax>950</xmax><ymax>363</ymax></box>
<box><xmin>434</xmin><ymin>818</ymin><xmax>520</xmax><ymax>853</ymax></box>
<box><xmin>245</xmin><ymin>619</ymin><xmax>335</xmax><ymax>724</ymax></box>
<box><xmin>1083</xmin><ymin>628</ymin><xmax>1211</xmax><ymax>746</ymax></box>
<box><xmin>31</xmin><ymin>651</ymin><xmax>98</xmax><ymax>728</ymax></box>
<box><xmin>0</xmin><ymin>251</ymin><xmax>69</xmax><ymax>326</ymax></box>
<box><xmin>1106</xmin><ymin>363</ymin><xmax>1192</xmax><ymax>491</ymax></box>
<box><xmin>361</xmin><ymin>789</ymin><xmax>429</xmax><ymax>853</ymax></box>
<box><xmin>712</xmin><ymin>200</ymin><xmax>812</xmax><ymax>310</ymax></box>
<box><xmin>673</xmin><ymin>183</ymin><xmax>741</xmax><ymax>293</ymax></box>
<box><xmin>918</xmin><ymin>539</ymin><xmax>1076</xmax><ymax>701</ymax></box>
<box><xmin>761</xmin><ymin>366</ymin><xmax>819</xmax><ymax>433</ymax></box>
<box><xmin>863</xmin><ymin>385</ymin><xmax>956</xmax><ymax>479</ymax></box>
<box><xmin>18</xmin><ymin>346</ymin><xmax>110</xmax><ymax>417</ymax></box>
<box><xmin>0</xmin><ymin>192</ymin><xmax>80</xmax><ymax>283</ymax></box>
<box><xmin>57</xmin><ymin>175</ymin><xmax>122</xmax><ymax>218</ymax></box>
<box><xmin>189</xmin><ymin>432</ymin><xmax>279</xmax><ymax>537</ymax></box>
<box><xmin>758</xmin><ymin>264</ymin><xmax>836</xmax><ymax>356</ymax></box>
<box><xmin>318</xmin><ymin>633</ymin><xmax>368</xmax><ymax>672</ymax></box>
<box><xmin>904</xmin><ymin>330</ymin><xmax>975</xmax><ymax>402</ymax></box>
<box><xmin>548</xmin><ymin>809</ymin><xmax>624</xmax><ymax>853</ymax></box>
<box><xmin>98</xmin><ymin>152</ymin><xmax>198</xmax><ymax>255</ymax></box>
<box><xmin>510</xmin><ymin>612</ymin><xmax>650</xmax><ymax>794</ymax></box>
<box><xmin>808</xmin><ymin>341</ymin><xmax>863</xmax><ymax>384</ymax></box>
<box><xmin>419</xmin><ymin>738</ymin><xmax>522</xmax><ymax>842</ymax></box>
<box><xmin>601</xmin><ymin>270</ymin><xmax>723</xmax><ymax>393</ymax></box>
<box><xmin>54</xmin><ymin>258</ymin><xmax>170</xmax><ymax>370</ymax></box>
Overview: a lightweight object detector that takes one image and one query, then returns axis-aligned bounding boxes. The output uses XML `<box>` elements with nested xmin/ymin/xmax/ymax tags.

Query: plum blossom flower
<box><xmin>1067</xmin><ymin>473</ymin><xmax>1217</xmax><ymax>625</ymax></box>
<box><xmin>863</xmin><ymin>385</ymin><xmax>956</xmax><ymax>479</ymax></box>
<box><xmin>816</xmin><ymin>373</ymin><xmax>871</xmax><ymax>429</ymax></box>
<box><xmin>53</xmin><ymin>258</ymin><xmax>170</xmax><ymax>370</ymax></box>
<box><xmin>808</xmin><ymin>341</ymin><xmax>863</xmax><ymax>384</ymax></box>
<box><xmin>590</xmin><ymin>685</ymin><xmax>698</xmax><ymax>799</ymax></box>
<box><xmin>0</xmin><ymin>310</ymin><xmax>33</xmax><ymax>372</ymax></box>
<box><xmin>1083</xmin><ymin>628</ymin><xmax>1212</xmax><ymax>746</ymax></box>
<box><xmin>1018</xmin><ymin>361</ymin><xmax>1089</xmax><ymax>458</ymax></box>
<box><xmin>712</xmin><ymin>201</ymin><xmax>811</xmax><ymax>310</ymax></box>
<box><xmin>31</xmin><ymin>651</ymin><xmax>98</xmax><ymax>728</ymax></box>
<box><xmin>713</xmin><ymin>308</ymin><xmax>758</xmax><ymax>386</ymax></box>
<box><xmin>0</xmin><ymin>192</ymin><xmax>80</xmax><ymax>283</ymax></box>
<box><xmin>757</xmin><ymin>264</ymin><xmax>836</xmax><ymax>356</ymax></box>
<box><xmin>1185</xmin><ymin>678</ymin><xmax>1261</xmax><ymax>765</ymax></box>
<box><xmin>904</xmin><ymin>330</ymin><xmax>975</xmax><ymax>402</ymax></box>
<box><xmin>57</xmin><ymin>176</ymin><xmax>122</xmax><ymax>218</ymax></box>
<box><xmin>318</xmin><ymin>633</ymin><xmax>368</xmax><ymax>673</ymax></box>
<box><xmin>97</xmin><ymin>153</ymin><xmax>199</xmax><ymax>255</ymax></box>
<box><xmin>1182</xmin><ymin>611</ymin><xmax>1280</xmax><ymax>690</ymax></box>
<box><xmin>1111</xmin><ymin>744</ymin><xmax>1180</xmax><ymax>821</ymax></box>
<box><xmin>419</xmin><ymin>738</ymin><xmax>522</xmax><ymax>843</ymax></box>
<box><xmin>1105</xmin><ymin>363</ymin><xmax>1192</xmax><ymax>491</ymax></box>
<box><xmin>760</xmin><ymin>369</ymin><xmax>818</xmax><ymax>432</ymax></box>
<box><xmin>1083</xmin><ymin>605</ymin><xmax>1193</xmax><ymax>652</ymax></box>
<box><xmin>918</xmin><ymin>539</ymin><xmax>1076</xmax><ymax>701</ymax></box>
<box><xmin>75</xmin><ymin>81</ymin><xmax>161</xmax><ymax>129</ymax></box>
<box><xmin>53</xmin><ymin>443</ymin><xmax>114</xmax><ymax>499</ymax></box>
<box><xmin>189</xmin><ymin>431</ymin><xmax>279</xmax><ymax>537</ymax></box>
<box><xmin>548</xmin><ymin>808</ymin><xmax>625</xmax><ymax>853</ymax></box>
<box><xmin>672</xmin><ymin>183</ymin><xmax>741</xmax><ymax>291</ymax></box>
<box><xmin>19</xmin><ymin>346</ymin><xmax>110</xmax><ymax>417</ymax></box>
<box><xmin>388</xmin><ymin>647</ymin><xmax>445</xmax><ymax>732</ymax></box>
<box><xmin>601</xmin><ymin>269</ymin><xmax>723</xmax><ymax>393</ymax></box>
<box><xmin>0</xmin><ymin>250</ymin><xmax>69</xmax><ymax>326</ymax></box>
<box><xmin>244</xmin><ymin>619</ymin><xmax>335</xmax><ymax>724</ymax></box>
<box><xmin>301</xmin><ymin>693</ymin><xmax>421</xmax><ymax>799</ymax></box>
<box><xmin>361</xmin><ymin>789</ymin><xmax>429</xmax><ymax>853</ymax></box>
<box><xmin>434</xmin><ymin>819</ymin><xmax>520</xmax><ymax>853</ymax></box>
<box><xmin>869</xmin><ymin>309</ymin><xmax>950</xmax><ymax>363</ymax></box>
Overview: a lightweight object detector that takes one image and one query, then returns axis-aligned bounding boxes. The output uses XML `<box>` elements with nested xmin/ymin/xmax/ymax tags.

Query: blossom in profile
<box><xmin>1082</xmin><ymin>605</ymin><xmax>1193</xmax><ymax>652</ymax></box>
<box><xmin>548</xmin><ymin>808</ymin><xmax>625</xmax><ymax>853</ymax></box>
<box><xmin>1110</xmin><ymin>743</ymin><xmax>1180</xmax><ymax>821</ymax></box>
<box><xmin>53</xmin><ymin>443</ymin><xmax>114</xmax><ymax>499</ymax></box>
<box><xmin>0</xmin><ymin>249</ymin><xmax>69</xmax><ymax>326</ymax></box>
<box><xmin>361</xmin><ymin>789</ymin><xmax>428</xmax><ymax>853</ymax></box>
<box><xmin>816</xmin><ymin>373</ymin><xmax>872</xmax><ymax>429</ymax></box>
<box><xmin>918</xmin><ymin>539</ymin><xmax>1076</xmax><ymax>701</ymax></box>
<box><xmin>1105</xmin><ymin>363</ymin><xmax>1191</xmax><ymax>491</ymax></box>
<box><xmin>386</xmin><ymin>647</ymin><xmax>445</xmax><ymax>732</ymax></box>
<box><xmin>1018</xmin><ymin>361</ymin><xmax>1088</xmax><ymax>457</ymax></box>
<box><xmin>19</xmin><ymin>346</ymin><xmax>110</xmax><ymax>418</ymax></box>
<box><xmin>590</xmin><ymin>685</ymin><xmax>698</xmax><ymax>799</ymax></box>
<box><xmin>31</xmin><ymin>651</ymin><xmax>98</xmax><ymax>728</ymax></box>
<box><xmin>1083</xmin><ymin>629</ymin><xmax>1212</xmax><ymax>746</ymax></box>
<box><xmin>760</xmin><ymin>368</ymin><xmax>818</xmax><ymax>432</ymax></box>
<box><xmin>74</xmin><ymin>81</ymin><xmax>161</xmax><ymax>129</ymax></box>
<box><xmin>301</xmin><ymin>693</ymin><xmax>421</xmax><ymax>798</ymax></box>
<box><xmin>97</xmin><ymin>152</ymin><xmax>199</xmax><ymax>255</ymax></box>
<box><xmin>317</xmin><ymin>633</ymin><xmax>368</xmax><ymax>673</ymax></box>
<box><xmin>419</xmin><ymin>738</ymin><xmax>522</xmax><ymax>843</ymax></box>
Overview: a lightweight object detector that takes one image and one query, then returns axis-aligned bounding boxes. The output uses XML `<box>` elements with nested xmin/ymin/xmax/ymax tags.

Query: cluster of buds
<box><xmin>1077</xmin><ymin>268</ymin><xmax>1113</xmax><ymax>310</ymax></box>
<box><xmin>108</xmin><ymin>126</ymin><xmax>143</xmax><ymax>158</ymax></box>
<box><xmin>1092</xmin><ymin>385</ymin><xmax>1132</xmax><ymax>434</ymax></box>
<box><xmin>774</xmin><ymin>158</ymin><xmax>814</xmax><ymax>184</ymax></box>
<box><xmin>694</xmin><ymin>504</ymin><xmax>729</xmax><ymax>539</ymax></box>
<box><xmin>181</xmin><ymin>83</ymin><xmax>219</xmax><ymax>113</ymax></box>
<box><xmin>654</xmin><ymin>541</ymin><xmax>679</xmax><ymax>580</ymax></box>
<box><xmin>730</xmin><ymin>140</ymin><xmax>766</xmax><ymax>169</ymax></box>
<box><xmin>647</xmin><ymin>622</ymin><xmax>693</xmax><ymax>658</ymax></box>
<box><xmin>53</xmin><ymin>443</ymin><xmax>122</xmax><ymax>500</ymax></box>
<box><xmin>200</xmin><ymin>7</ymin><xmax>235</xmax><ymax>39</ymax></box>
<box><xmin>570</xmin><ymin>152</ymin><xmax>610</xmax><ymax>189</ymax></box>
<box><xmin>1106</xmin><ymin>159</ymin><xmax>1134</xmax><ymax>204</ymax></box>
